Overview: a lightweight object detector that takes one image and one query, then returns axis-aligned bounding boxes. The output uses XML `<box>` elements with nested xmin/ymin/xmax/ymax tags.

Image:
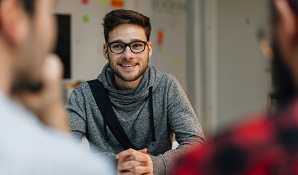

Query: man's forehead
<box><xmin>108</xmin><ymin>24</ymin><xmax>147</xmax><ymax>41</ymax></box>
<box><xmin>108</xmin><ymin>37</ymin><xmax>147</xmax><ymax>43</ymax></box>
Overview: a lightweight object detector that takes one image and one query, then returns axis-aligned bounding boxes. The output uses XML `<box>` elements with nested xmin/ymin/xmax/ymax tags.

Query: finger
<box><xmin>117</xmin><ymin>148</ymin><xmax>149</xmax><ymax>160</ymax></box>
<box><xmin>123</xmin><ymin>165</ymin><xmax>152</xmax><ymax>174</ymax></box>
<box><xmin>116</xmin><ymin>148</ymin><xmax>138</xmax><ymax>159</ymax></box>
<box><xmin>118</xmin><ymin>164</ymin><xmax>139</xmax><ymax>175</ymax></box>
<box><xmin>120</xmin><ymin>153</ymin><xmax>151</xmax><ymax>163</ymax></box>
<box><xmin>119</xmin><ymin>155</ymin><xmax>134</xmax><ymax>163</ymax></box>
<box><xmin>118</xmin><ymin>160</ymin><xmax>146</xmax><ymax>170</ymax></box>
<box><xmin>118</xmin><ymin>155</ymin><xmax>132</xmax><ymax>168</ymax></box>
<box><xmin>118</xmin><ymin>171</ymin><xmax>139</xmax><ymax>175</ymax></box>
<box><xmin>118</xmin><ymin>169</ymin><xmax>131</xmax><ymax>175</ymax></box>
<box><xmin>41</xmin><ymin>54</ymin><xmax>63</xmax><ymax>93</ymax></box>
<box><xmin>118</xmin><ymin>156</ymin><xmax>138</xmax><ymax>168</ymax></box>
<box><xmin>42</xmin><ymin>54</ymin><xmax>63</xmax><ymax>84</ymax></box>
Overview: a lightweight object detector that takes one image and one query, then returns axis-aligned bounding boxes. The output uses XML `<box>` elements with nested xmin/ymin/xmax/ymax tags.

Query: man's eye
<box><xmin>112</xmin><ymin>44</ymin><xmax>124</xmax><ymax>49</ymax></box>
<box><xmin>132</xmin><ymin>43</ymin><xmax>144</xmax><ymax>48</ymax></box>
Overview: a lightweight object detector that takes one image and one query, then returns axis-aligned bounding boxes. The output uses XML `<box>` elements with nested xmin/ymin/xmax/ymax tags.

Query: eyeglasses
<box><xmin>107</xmin><ymin>41</ymin><xmax>148</xmax><ymax>54</ymax></box>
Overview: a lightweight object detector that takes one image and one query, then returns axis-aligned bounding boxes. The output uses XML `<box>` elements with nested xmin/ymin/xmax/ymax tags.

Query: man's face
<box><xmin>104</xmin><ymin>24</ymin><xmax>152</xmax><ymax>82</ymax></box>
<box><xmin>273</xmin><ymin>0</ymin><xmax>298</xmax><ymax>87</ymax></box>
<box><xmin>15</xmin><ymin>0</ymin><xmax>56</xmax><ymax>90</ymax></box>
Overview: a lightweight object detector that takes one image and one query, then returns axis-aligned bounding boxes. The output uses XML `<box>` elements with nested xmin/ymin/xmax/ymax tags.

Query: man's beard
<box><xmin>12</xmin><ymin>71</ymin><xmax>43</xmax><ymax>93</ymax></box>
<box><xmin>13</xmin><ymin>81</ymin><xmax>43</xmax><ymax>93</ymax></box>
<box><xmin>108</xmin><ymin>54</ymin><xmax>149</xmax><ymax>82</ymax></box>
<box><xmin>271</xmin><ymin>39</ymin><xmax>297</xmax><ymax>109</ymax></box>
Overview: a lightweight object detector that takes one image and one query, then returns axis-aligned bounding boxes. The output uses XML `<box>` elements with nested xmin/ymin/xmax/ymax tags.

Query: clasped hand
<box><xmin>116</xmin><ymin>148</ymin><xmax>154</xmax><ymax>175</ymax></box>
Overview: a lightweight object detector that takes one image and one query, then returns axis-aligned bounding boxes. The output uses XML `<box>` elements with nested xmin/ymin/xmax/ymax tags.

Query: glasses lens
<box><xmin>110</xmin><ymin>43</ymin><xmax>126</xmax><ymax>53</ymax></box>
<box><xmin>130</xmin><ymin>42</ymin><xmax>146</xmax><ymax>53</ymax></box>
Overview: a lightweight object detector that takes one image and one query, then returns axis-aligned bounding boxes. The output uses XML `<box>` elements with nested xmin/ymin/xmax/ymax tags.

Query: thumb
<box><xmin>138</xmin><ymin>148</ymin><xmax>148</xmax><ymax>154</ymax></box>
<box><xmin>42</xmin><ymin>54</ymin><xmax>63</xmax><ymax>88</ymax></box>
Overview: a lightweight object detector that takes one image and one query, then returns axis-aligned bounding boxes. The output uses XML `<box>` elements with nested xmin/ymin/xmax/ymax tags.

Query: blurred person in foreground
<box><xmin>171</xmin><ymin>0</ymin><xmax>298</xmax><ymax>174</ymax></box>
<box><xmin>0</xmin><ymin>0</ymin><xmax>115</xmax><ymax>174</ymax></box>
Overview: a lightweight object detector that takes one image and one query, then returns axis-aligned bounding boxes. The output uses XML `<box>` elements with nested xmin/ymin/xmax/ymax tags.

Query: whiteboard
<box><xmin>149</xmin><ymin>0</ymin><xmax>188</xmax><ymax>92</ymax></box>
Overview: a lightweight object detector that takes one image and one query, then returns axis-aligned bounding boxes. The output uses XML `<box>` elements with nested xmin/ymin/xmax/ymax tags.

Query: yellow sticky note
<box><xmin>100</xmin><ymin>0</ymin><xmax>108</xmax><ymax>4</ymax></box>
<box><xmin>173</xmin><ymin>59</ymin><xmax>181</xmax><ymax>66</ymax></box>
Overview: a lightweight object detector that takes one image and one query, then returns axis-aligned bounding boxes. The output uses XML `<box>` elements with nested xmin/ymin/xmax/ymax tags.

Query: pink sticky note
<box><xmin>81</xmin><ymin>0</ymin><xmax>89</xmax><ymax>5</ymax></box>
<box><xmin>157</xmin><ymin>30</ymin><xmax>164</xmax><ymax>46</ymax></box>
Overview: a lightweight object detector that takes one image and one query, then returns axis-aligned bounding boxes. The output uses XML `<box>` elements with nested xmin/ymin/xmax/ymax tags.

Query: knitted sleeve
<box><xmin>151</xmin><ymin>75</ymin><xmax>206</xmax><ymax>175</ymax></box>
<box><xmin>66</xmin><ymin>86</ymin><xmax>88</xmax><ymax>143</ymax></box>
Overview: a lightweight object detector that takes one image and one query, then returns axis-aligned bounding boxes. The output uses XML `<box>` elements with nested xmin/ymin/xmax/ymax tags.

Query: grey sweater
<box><xmin>66</xmin><ymin>65</ymin><xmax>205</xmax><ymax>175</ymax></box>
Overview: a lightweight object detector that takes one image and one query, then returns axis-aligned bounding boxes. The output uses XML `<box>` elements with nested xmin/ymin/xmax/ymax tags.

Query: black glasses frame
<box><xmin>107</xmin><ymin>41</ymin><xmax>148</xmax><ymax>54</ymax></box>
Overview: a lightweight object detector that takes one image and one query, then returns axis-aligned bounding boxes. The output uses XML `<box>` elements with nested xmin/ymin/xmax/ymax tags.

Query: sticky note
<box><xmin>157</xmin><ymin>46</ymin><xmax>163</xmax><ymax>52</ymax></box>
<box><xmin>81</xmin><ymin>0</ymin><xmax>89</xmax><ymax>5</ymax></box>
<box><xmin>173</xmin><ymin>59</ymin><xmax>181</xmax><ymax>65</ymax></box>
<box><xmin>111</xmin><ymin>0</ymin><xmax>124</xmax><ymax>8</ymax></box>
<box><xmin>157</xmin><ymin>30</ymin><xmax>164</xmax><ymax>45</ymax></box>
<box><xmin>100</xmin><ymin>0</ymin><xmax>108</xmax><ymax>4</ymax></box>
<box><xmin>82</xmin><ymin>14</ymin><xmax>90</xmax><ymax>23</ymax></box>
<box><xmin>157</xmin><ymin>30</ymin><xmax>164</xmax><ymax>52</ymax></box>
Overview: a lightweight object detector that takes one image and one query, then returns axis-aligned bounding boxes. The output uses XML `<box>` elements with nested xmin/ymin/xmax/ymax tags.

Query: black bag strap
<box><xmin>87</xmin><ymin>79</ymin><xmax>137</xmax><ymax>150</ymax></box>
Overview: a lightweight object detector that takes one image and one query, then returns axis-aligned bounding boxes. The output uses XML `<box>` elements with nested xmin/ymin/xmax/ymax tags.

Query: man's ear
<box><xmin>0</xmin><ymin>0</ymin><xmax>29</xmax><ymax>46</ymax></box>
<box><xmin>274</xmin><ymin>0</ymin><xmax>298</xmax><ymax>55</ymax></box>
<box><xmin>103</xmin><ymin>43</ymin><xmax>109</xmax><ymax>60</ymax></box>
<box><xmin>148</xmin><ymin>41</ymin><xmax>153</xmax><ymax>58</ymax></box>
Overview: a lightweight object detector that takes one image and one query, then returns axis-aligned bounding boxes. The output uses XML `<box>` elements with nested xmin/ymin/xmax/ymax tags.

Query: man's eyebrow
<box><xmin>131</xmin><ymin>39</ymin><xmax>147</xmax><ymax>42</ymax></box>
<box><xmin>109</xmin><ymin>39</ymin><xmax>123</xmax><ymax>43</ymax></box>
<box><xmin>109</xmin><ymin>39</ymin><xmax>146</xmax><ymax>43</ymax></box>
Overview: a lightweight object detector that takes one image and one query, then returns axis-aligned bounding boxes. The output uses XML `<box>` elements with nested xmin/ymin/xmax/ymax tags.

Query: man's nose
<box><xmin>121</xmin><ymin>45</ymin><xmax>134</xmax><ymax>59</ymax></box>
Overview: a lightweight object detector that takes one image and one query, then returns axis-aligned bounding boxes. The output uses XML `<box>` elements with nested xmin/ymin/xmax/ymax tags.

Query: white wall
<box><xmin>202</xmin><ymin>0</ymin><xmax>271</xmax><ymax>134</ymax></box>
<box><xmin>55</xmin><ymin>0</ymin><xmax>108</xmax><ymax>82</ymax></box>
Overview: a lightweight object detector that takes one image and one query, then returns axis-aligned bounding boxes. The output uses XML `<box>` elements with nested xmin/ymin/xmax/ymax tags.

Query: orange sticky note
<box><xmin>111</xmin><ymin>0</ymin><xmax>124</xmax><ymax>8</ymax></box>
<box><xmin>157</xmin><ymin>30</ymin><xmax>164</xmax><ymax>45</ymax></box>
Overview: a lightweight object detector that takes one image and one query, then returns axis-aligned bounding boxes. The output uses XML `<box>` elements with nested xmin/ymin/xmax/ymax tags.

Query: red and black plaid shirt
<box><xmin>171</xmin><ymin>100</ymin><xmax>298</xmax><ymax>175</ymax></box>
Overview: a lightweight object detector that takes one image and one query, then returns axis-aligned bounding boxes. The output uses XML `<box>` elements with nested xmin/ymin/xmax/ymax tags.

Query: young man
<box><xmin>171</xmin><ymin>0</ymin><xmax>298</xmax><ymax>174</ymax></box>
<box><xmin>66</xmin><ymin>9</ymin><xmax>205</xmax><ymax>175</ymax></box>
<box><xmin>0</xmin><ymin>0</ymin><xmax>114</xmax><ymax>174</ymax></box>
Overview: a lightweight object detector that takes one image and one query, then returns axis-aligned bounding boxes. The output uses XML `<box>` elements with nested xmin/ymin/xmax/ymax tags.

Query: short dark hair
<box><xmin>270</xmin><ymin>0</ymin><xmax>298</xmax><ymax>109</ymax></box>
<box><xmin>102</xmin><ymin>9</ymin><xmax>151</xmax><ymax>42</ymax></box>
<box><xmin>22</xmin><ymin>0</ymin><xmax>35</xmax><ymax>16</ymax></box>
